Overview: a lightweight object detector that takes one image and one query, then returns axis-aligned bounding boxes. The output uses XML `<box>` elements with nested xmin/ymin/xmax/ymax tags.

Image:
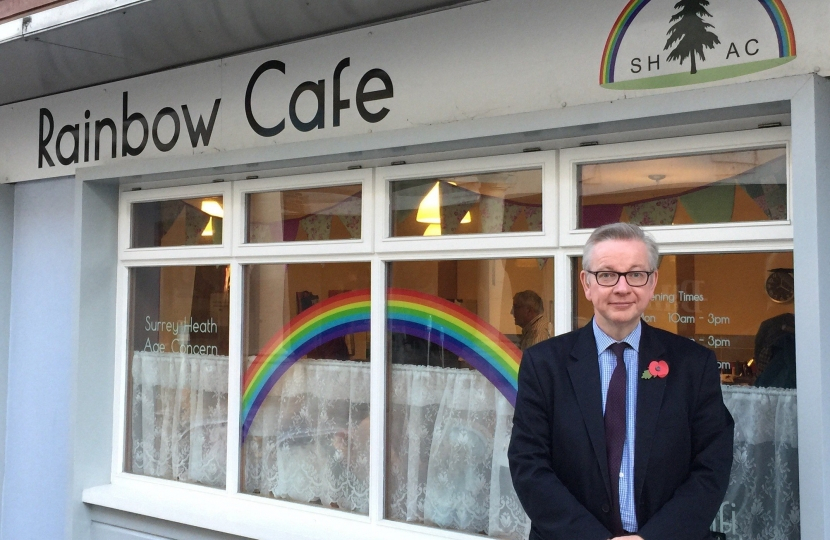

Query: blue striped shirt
<box><xmin>593</xmin><ymin>319</ymin><xmax>640</xmax><ymax>533</ymax></box>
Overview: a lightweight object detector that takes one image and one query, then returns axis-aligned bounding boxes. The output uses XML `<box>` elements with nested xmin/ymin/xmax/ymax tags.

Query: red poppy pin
<box><xmin>642</xmin><ymin>360</ymin><xmax>669</xmax><ymax>379</ymax></box>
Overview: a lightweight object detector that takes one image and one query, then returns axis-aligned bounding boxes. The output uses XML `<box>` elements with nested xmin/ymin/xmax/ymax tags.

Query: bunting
<box><xmin>626</xmin><ymin>198</ymin><xmax>677</xmax><ymax>226</ymax></box>
<box><xmin>300</xmin><ymin>214</ymin><xmax>332</xmax><ymax>240</ymax></box>
<box><xmin>582</xmin><ymin>204</ymin><xmax>624</xmax><ymax>229</ymax></box>
<box><xmin>678</xmin><ymin>184</ymin><xmax>735</xmax><ymax>223</ymax></box>
<box><xmin>502</xmin><ymin>203</ymin><xmax>524</xmax><ymax>233</ymax></box>
<box><xmin>336</xmin><ymin>196</ymin><xmax>362</xmax><ymax>238</ymax></box>
<box><xmin>184</xmin><ymin>204</ymin><xmax>211</xmax><ymax>244</ymax></box>
<box><xmin>524</xmin><ymin>206</ymin><xmax>543</xmax><ymax>232</ymax></box>
<box><xmin>439</xmin><ymin>181</ymin><xmax>480</xmax><ymax>234</ymax></box>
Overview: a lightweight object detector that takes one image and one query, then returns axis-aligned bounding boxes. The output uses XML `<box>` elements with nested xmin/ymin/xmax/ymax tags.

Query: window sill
<box><xmin>83</xmin><ymin>480</ymin><xmax>479</xmax><ymax>540</ymax></box>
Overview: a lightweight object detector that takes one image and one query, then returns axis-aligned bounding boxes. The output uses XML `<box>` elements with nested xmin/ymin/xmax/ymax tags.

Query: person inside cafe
<box><xmin>512</xmin><ymin>290</ymin><xmax>550</xmax><ymax>351</ymax></box>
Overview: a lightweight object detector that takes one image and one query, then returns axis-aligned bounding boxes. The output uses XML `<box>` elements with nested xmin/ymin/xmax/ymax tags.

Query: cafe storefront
<box><xmin>0</xmin><ymin>1</ymin><xmax>828</xmax><ymax>540</ymax></box>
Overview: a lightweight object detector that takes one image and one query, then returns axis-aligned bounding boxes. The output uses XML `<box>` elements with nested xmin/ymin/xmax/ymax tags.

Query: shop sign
<box><xmin>36</xmin><ymin>57</ymin><xmax>393</xmax><ymax>169</ymax></box>
<box><xmin>600</xmin><ymin>0</ymin><xmax>797</xmax><ymax>90</ymax></box>
<box><xmin>0</xmin><ymin>0</ymin><xmax>823</xmax><ymax>184</ymax></box>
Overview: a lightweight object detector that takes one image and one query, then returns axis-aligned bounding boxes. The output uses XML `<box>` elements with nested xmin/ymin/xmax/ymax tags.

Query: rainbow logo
<box><xmin>600</xmin><ymin>0</ymin><xmax>796</xmax><ymax>88</ymax></box>
<box><xmin>241</xmin><ymin>288</ymin><xmax>522</xmax><ymax>440</ymax></box>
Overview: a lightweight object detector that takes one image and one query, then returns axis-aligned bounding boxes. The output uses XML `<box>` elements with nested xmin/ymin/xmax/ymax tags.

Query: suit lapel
<box><xmin>634</xmin><ymin>323</ymin><xmax>668</xmax><ymax>504</ymax></box>
<box><xmin>567</xmin><ymin>324</ymin><xmax>612</xmax><ymax>504</ymax></box>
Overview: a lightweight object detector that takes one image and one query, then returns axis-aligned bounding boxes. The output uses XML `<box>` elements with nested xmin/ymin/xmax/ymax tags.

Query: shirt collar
<box><xmin>592</xmin><ymin>318</ymin><xmax>642</xmax><ymax>355</ymax></box>
<box><xmin>523</xmin><ymin>313</ymin><xmax>544</xmax><ymax>330</ymax></box>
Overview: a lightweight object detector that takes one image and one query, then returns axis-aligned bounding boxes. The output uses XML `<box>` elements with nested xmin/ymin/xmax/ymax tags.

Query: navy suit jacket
<box><xmin>508</xmin><ymin>321</ymin><xmax>734</xmax><ymax>540</ymax></box>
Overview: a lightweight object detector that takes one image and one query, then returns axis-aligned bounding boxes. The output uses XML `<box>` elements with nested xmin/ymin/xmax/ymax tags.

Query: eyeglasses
<box><xmin>585</xmin><ymin>270</ymin><xmax>654</xmax><ymax>287</ymax></box>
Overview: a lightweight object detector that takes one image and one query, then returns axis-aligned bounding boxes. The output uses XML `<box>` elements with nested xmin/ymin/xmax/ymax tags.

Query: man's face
<box><xmin>580</xmin><ymin>238</ymin><xmax>657</xmax><ymax>339</ymax></box>
<box><xmin>512</xmin><ymin>301</ymin><xmax>532</xmax><ymax>328</ymax></box>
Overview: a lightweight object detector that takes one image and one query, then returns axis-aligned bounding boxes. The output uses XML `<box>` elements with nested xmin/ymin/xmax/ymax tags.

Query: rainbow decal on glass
<box><xmin>241</xmin><ymin>288</ymin><xmax>522</xmax><ymax>440</ymax></box>
<box><xmin>386</xmin><ymin>288</ymin><xmax>522</xmax><ymax>407</ymax></box>
<box><xmin>599</xmin><ymin>0</ymin><xmax>796</xmax><ymax>86</ymax></box>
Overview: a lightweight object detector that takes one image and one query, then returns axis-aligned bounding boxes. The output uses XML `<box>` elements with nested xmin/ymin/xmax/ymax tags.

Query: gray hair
<box><xmin>513</xmin><ymin>290</ymin><xmax>543</xmax><ymax>314</ymax></box>
<box><xmin>582</xmin><ymin>222</ymin><xmax>659</xmax><ymax>271</ymax></box>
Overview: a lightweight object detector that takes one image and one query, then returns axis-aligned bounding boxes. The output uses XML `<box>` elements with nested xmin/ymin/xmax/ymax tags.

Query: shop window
<box><xmin>385</xmin><ymin>257</ymin><xmax>552</xmax><ymax>538</ymax></box>
<box><xmin>110</xmin><ymin>142</ymin><xmax>797</xmax><ymax>540</ymax></box>
<box><xmin>126</xmin><ymin>265</ymin><xmax>230</xmax><ymax>487</ymax></box>
<box><xmin>390</xmin><ymin>169</ymin><xmax>542</xmax><ymax>237</ymax></box>
<box><xmin>573</xmin><ymin>251</ymin><xmax>798</xmax><ymax>539</ymax></box>
<box><xmin>246</xmin><ymin>185</ymin><xmax>362</xmax><ymax>243</ymax></box>
<box><xmin>240</xmin><ymin>262</ymin><xmax>371</xmax><ymax>514</ymax></box>
<box><xmin>577</xmin><ymin>147</ymin><xmax>787</xmax><ymax>229</ymax></box>
<box><xmin>131</xmin><ymin>196</ymin><xmax>225</xmax><ymax>247</ymax></box>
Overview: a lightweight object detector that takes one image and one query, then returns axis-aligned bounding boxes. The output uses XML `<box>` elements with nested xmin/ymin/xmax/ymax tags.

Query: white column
<box><xmin>791</xmin><ymin>73</ymin><xmax>830</xmax><ymax>540</ymax></box>
<box><xmin>0</xmin><ymin>183</ymin><xmax>14</xmax><ymax>527</ymax></box>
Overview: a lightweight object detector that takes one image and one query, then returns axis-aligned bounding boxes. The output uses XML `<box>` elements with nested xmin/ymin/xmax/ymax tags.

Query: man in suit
<box><xmin>508</xmin><ymin>223</ymin><xmax>734</xmax><ymax>540</ymax></box>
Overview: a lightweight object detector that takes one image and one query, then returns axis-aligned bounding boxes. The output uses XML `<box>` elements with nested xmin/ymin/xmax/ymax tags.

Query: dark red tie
<box><xmin>605</xmin><ymin>342</ymin><xmax>628</xmax><ymax>535</ymax></box>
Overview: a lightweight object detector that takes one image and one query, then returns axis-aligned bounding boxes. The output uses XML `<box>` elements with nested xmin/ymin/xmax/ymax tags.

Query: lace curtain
<box><xmin>129</xmin><ymin>351</ymin><xmax>228</xmax><ymax>488</ymax></box>
<box><xmin>129</xmin><ymin>354</ymin><xmax>799</xmax><ymax>540</ymax></box>
<box><xmin>718</xmin><ymin>386</ymin><xmax>799</xmax><ymax>540</ymax></box>
<box><xmin>242</xmin><ymin>359</ymin><xmax>372</xmax><ymax>513</ymax></box>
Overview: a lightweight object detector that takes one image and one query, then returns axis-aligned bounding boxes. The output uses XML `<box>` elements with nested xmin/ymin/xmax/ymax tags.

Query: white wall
<box><xmin>70</xmin><ymin>180</ymin><xmax>119</xmax><ymax>540</ymax></box>
<box><xmin>0</xmin><ymin>178</ymin><xmax>121</xmax><ymax>540</ymax></box>
<box><xmin>791</xmin><ymin>74</ymin><xmax>830</xmax><ymax>540</ymax></box>
<box><xmin>0</xmin><ymin>183</ymin><xmax>14</xmax><ymax>529</ymax></box>
<box><xmin>1</xmin><ymin>177</ymin><xmax>76</xmax><ymax>539</ymax></box>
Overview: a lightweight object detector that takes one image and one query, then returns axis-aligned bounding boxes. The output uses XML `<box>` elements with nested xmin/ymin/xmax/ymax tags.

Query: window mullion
<box><xmin>554</xmin><ymin>250</ymin><xmax>575</xmax><ymax>335</ymax></box>
<box><xmin>225</xmin><ymin>261</ymin><xmax>244</xmax><ymax>494</ymax></box>
<box><xmin>368</xmin><ymin>256</ymin><xmax>388</xmax><ymax>523</ymax></box>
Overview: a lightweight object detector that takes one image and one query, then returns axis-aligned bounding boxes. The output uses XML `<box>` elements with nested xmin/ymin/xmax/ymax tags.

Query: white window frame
<box><xmin>119</xmin><ymin>182</ymin><xmax>234</xmax><ymax>261</ymax></box>
<box><xmin>376</xmin><ymin>151</ymin><xmax>558</xmax><ymax>254</ymax></box>
<box><xmin>91</xmin><ymin>128</ymin><xmax>796</xmax><ymax>540</ymax></box>
<box><xmin>233</xmin><ymin>168</ymin><xmax>375</xmax><ymax>258</ymax></box>
<box><xmin>559</xmin><ymin>127</ymin><xmax>793</xmax><ymax>249</ymax></box>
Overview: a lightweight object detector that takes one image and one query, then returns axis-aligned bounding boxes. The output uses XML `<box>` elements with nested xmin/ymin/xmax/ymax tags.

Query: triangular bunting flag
<box><xmin>300</xmin><ymin>214</ymin><xmax>332</xmax><ymax>240</ymax></box>
<box><xmin>762</xmin><ymin>183</ymin><xmax>787</xmax><ymax>220</ymax></box>
<box><xmin>581</xmin><ymin>204</ymin><xmax>624</xmax><ymax>228</ymax></box>
<box><xmin>439</xmin><ymin>181</ymin><xmax>479</xmax><ymax>234</ymax></box>
<box><xmin>524</xmin><ymin>206</ymin><xmax>542</xmax><ymax>232</ymax></box>
<box><xmin>184</xmin><ymin>204</ymin><xmax>210</xmax><ymax>244</ymax></box>
<box><xmin>625</xmin><ymin>198</ymin><xmax>677</xmax><ymax>226</ymax></box>
<box><xmin>679</xmin><ymin>184</ymin><xmax>735</xmax><ymax>224</ymax></box>
<box><xmin>335</xmin><ymin>196</ymin><xmax>362</xmax><ymax>238</ymax></box>
<box><xmin>502</xmin><ymin>201</ymin><xmax>524</xmax><ymax>232</ymax></box>
<box><xmin>160</xmin><ymin>200</ymin><xmax>185</xmax><ymax>238</ymax></box>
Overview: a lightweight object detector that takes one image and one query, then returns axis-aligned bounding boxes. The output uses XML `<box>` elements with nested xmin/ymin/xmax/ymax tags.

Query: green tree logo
<box><xmin>664</xmin><ymin>0</ymin><xmax>720</xmax><ymax>74</ymax></box>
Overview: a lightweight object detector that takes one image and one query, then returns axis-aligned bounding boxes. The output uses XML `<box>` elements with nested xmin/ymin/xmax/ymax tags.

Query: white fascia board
<box><xmin>0</xmin><ymin>19</ymin><xmax>21</xmax><ymax>44</ymax></box>
<box><xmin>75</xmin><ymin>74</ymin><xmax>806</xmax><ymax>185</ymax></box>
<box><xmin>20</xmin><ymin>0</ymin><xmax>148</xmax><ymax>35</ymax></box>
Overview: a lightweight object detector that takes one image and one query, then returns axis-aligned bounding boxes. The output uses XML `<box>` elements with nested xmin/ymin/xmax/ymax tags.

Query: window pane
<box><xmin>246</xmin><ymin>185</ymin><xmax>362</xmax><ymax>243</ymax></box>
<box><xmin>126</xmin><ymin>265</ymin><xmax>230</xmax><ymax>488</ymax></box>
<box><xmin>385</xmin><ymin>258</ymin><xmax>552</xmax><ymax>537</ymax></box>
<box><xmin>131</xmin><ymin>197</ymin><xmax>224</xmax><ymax>247</ymax></box>
<box><xmin>390</xmin><ymin>169</ymin><xmax>542</xmax><ymax>237</ymax></box>
<box><xmin>574</xmin><ymin>252</ymin><xmax>798</xmax><ymax>539</ymax></box>
<box><xmin>240</xmin><ymin>262</ymin><xmax>371</xmax><ymax>515</ymax></box>
<box><xmin>578</xmin><ymin>147</ymin><xmax>787</xmax><ymax>228</ymax></box>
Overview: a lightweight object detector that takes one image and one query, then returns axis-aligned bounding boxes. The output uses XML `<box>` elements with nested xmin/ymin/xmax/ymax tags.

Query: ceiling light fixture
<box><xmin>200</xmin><ymin>199</ymin><xmax>223</xmax><ymax>237</ymax></box>
<box><xmin>416</xmin><ymin>182</ymin><xmax>472</xmax><ymax>236</ymax></box>
<box><xmin>201</xmin><ymin>217</ymin><xmax>214</xmax><ymax>237</ymax></box>
<box><xmin>200</xmin><ymin>199</ymin><xmax>224</xmax><ymax>218</ymax></box>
